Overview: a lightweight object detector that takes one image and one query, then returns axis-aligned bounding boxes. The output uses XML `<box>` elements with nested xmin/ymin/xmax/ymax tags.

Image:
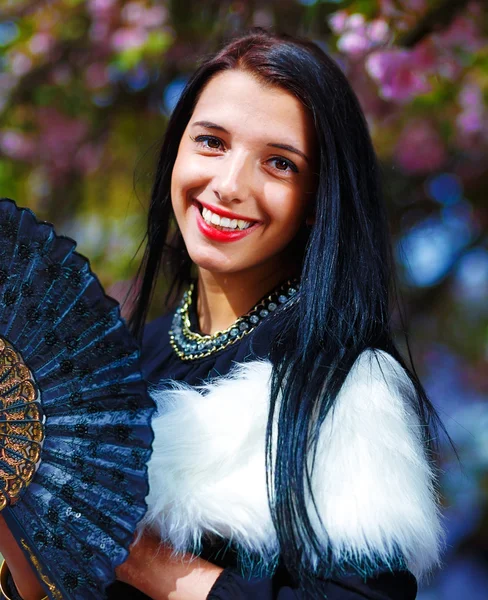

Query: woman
<box><xmin>115</xmin><ymin>28</ymin><xmax>444</xmax><ymax>599</ymax></box>
<box><xmin>1</xmin><ymin>29</ymin><xmax>443</xmax><ymax>600</ymax></box>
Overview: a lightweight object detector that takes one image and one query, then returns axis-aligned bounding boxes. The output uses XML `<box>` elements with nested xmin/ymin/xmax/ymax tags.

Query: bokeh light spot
<box><xmin>427</xmin><ymin>173</ymin><xmax>463</xmax><ymax>206</ymax></box>
<box><xmin>398</xmin><ymin>214</ymin><xmax>472</xmax><ymax>287</ymax></box>
<box><xmin>0</xmin><ymin>21</ymin><xmax>19</xmax><ymax>47</ymax></box>
<box><xmin>162</xmin><ymin>76</ymin><xmax>188</xmax><ymax>115</ymax></box>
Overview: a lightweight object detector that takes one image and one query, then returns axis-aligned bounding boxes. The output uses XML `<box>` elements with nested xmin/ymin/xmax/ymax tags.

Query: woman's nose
<box><xmin>212</xmin><ymin>150</ymin><xmax>252</xmax><ymax>205</ymax></box>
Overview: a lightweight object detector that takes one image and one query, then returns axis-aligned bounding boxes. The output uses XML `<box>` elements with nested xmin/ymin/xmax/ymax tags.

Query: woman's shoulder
<box><xmin>311</xmin><ymin>348</ymin><xmax>443</xmax><ymax>581</ymax></box>
<box><xmin>141</xmin><ymin>311</ymin><xmax>174</xmax><ymax>350</ymax></box>
<box><xmin>139</xmin><ymin>311</ymin><xmax>174</xmax><ymax>380</ymax></box>
<box><xmin>144</xmin><ymin>347</ymin><xmax>442</xmax><ymax>581</ymax></box>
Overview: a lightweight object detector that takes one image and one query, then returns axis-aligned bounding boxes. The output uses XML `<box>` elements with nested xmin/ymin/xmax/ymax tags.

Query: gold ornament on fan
<box><xmin>0</xmin><ymin>337</ymin><xmax>44</xmax><ymax>511</ymax></box>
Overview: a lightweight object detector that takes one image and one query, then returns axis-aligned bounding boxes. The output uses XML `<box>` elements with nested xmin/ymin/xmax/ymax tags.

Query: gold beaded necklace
<box><xmin>169</xmin><ymin>279</ymin><xmax>299</xmax><ymax>361</ymax></box>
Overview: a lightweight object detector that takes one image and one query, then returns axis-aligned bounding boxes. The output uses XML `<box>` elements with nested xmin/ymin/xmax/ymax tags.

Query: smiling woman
<box><xmin>169</xmin><ymin>69</ymin><xmax>316</xmax><ymax>310</ymax></box>
<box><xmin>3</xmin><ymin>28</ymin><xmax>445</xmax><ymax>600</ymax></box>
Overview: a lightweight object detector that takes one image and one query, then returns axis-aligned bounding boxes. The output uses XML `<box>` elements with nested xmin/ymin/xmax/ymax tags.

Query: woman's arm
<box><xmin>0</xmin><ymin>515</ymin><xmax>45</xmax><ymax>600</ymax></box>
<box><xmin>116</xmin><ymin>530</ymin><xmax>417</xmax><ymax>600</ymax></box>
<box><xmin>1</xmin><ymin>516</ymin><xmax>221</xmax><ymax>600</ymax></box>
<box><xmin>116</xmin><ymin>531</ymin><xmax>223</xmax><ymax>600</ymax></box>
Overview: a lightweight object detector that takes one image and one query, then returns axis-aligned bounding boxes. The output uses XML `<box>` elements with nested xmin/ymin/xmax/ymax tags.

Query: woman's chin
<box><xmin>187</xmin><ymin>248</ymin><xmax>240</xmax><ymax>275</ymax></box>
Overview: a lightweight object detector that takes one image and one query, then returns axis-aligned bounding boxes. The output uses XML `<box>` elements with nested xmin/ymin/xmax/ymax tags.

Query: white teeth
<box><xmin>200</xmin><ymin>206</ymin><xmax>253</xmax><ymax>230</ymax></box>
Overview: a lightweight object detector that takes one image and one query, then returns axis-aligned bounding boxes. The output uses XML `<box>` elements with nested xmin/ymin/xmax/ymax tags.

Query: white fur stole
<box><xmin>142</xmin><ymin>350</ymin><xmax>443</xmax><ymax>580</ymax></box>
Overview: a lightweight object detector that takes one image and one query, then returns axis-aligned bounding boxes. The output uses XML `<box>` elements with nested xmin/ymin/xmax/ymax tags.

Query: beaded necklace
<box><xmin>169</xmin><ymin>279</ymin><xmax>299</xmax><ymax>361</ymax></box>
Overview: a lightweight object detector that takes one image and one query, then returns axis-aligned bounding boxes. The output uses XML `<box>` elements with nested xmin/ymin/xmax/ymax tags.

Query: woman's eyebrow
<box><xmin>192</xmin><ymin>120</ymin><xmax>229</xmax><ymax>133</ymax></box>
<box><xmin>267</xmin><ymin>143</ymin><xmax>310</xmax><ymax>164</ymax></box>
<box><xmin>192</xmin><ymin>120</ymin><xmax>309</xmax><ymax>164</ymax></box>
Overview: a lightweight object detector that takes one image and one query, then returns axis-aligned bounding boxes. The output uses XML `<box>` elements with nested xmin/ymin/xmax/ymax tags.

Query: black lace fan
<box><xmin>0</xmin><ymin>198</ymin><xmax>155</xmax><ymax>599</ymax></box>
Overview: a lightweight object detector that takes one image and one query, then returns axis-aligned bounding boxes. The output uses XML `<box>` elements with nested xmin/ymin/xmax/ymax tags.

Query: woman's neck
<box><xmin>196</xmin><ymin>265</ymin><xmax>294</xmax><ymax>335</ymax></box>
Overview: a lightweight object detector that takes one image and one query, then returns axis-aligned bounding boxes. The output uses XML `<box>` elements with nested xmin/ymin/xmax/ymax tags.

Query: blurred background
<box><xmin>0</xmin><ymin>0</ymin><xmax>486</xmax><ymax>597</ymax></box>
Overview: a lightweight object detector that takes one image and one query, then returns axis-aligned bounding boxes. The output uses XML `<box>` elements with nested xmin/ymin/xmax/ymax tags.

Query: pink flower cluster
<box><xmin>0</xmin><ymin>107</ymin><xmax>104</xmax><ymax>182</ymax></box>
<box><xmin>366</xmin><ymin>48</ymin><xmax>431</xmax><ymax>103</ymax></box>
<box><xmin>87</xmin><ymin>0</ymin><xmax>167</xmax><ymax>53</ymax></box>
<box><xmin>329</xmin><ymin>11</ymin><xmax>389</xmax><ymax>56</ymax></box>
<box><xmin>332</xmin><ymin>2</ymin><xmax>485</xmax><ymax>105</ymax></box>
<box><xmin>395</xmin><ymin>119</ymin><xmax>447</xmax><ymax>173</ymax></box>
<box><xmin>456</xmin><ymin>82</ymin><xmax>488</xmax><ymax>150</ymax></box>
<box><xmin>328</xmin><ymin>1</ymin><xmax>487</xmax><ymax>174</ymax></box>
<box><xmin>0</xmin><ymin>130</ymin><xmax>36</xmax><ymax>161</ymax></box>
<box><xmin>111</xmin><ymin>1</ymin><xmax>168</xmax><ymax>52</ymax></box>
<box><xmin>378</xmin><ymin>0</ymin><xmax>427</xmax><ymax>24</ymax></box>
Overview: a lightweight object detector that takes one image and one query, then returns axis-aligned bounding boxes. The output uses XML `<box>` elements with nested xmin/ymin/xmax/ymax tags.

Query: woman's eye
<box><xmin>269</xmin><ymin>157</ymin><xmax>298</xmax><ymax>173</ymax></box>
<box><xmin>193</xmin><ymin>135</ymin><xmax>223</xmax><ymax>151</ymax></box>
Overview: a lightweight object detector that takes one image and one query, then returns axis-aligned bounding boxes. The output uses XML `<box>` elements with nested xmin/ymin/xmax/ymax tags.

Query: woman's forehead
<box><xmin>191</xmin><ymin>70</ymin><xmax>315</xmax><ymax>150</ymax></box>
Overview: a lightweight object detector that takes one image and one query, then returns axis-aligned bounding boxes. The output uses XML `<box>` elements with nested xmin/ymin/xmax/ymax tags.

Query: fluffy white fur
<box><xmin>143</xmin><ymin>350</ymin><xmax>443</xmax><ymax>580</ymax></box>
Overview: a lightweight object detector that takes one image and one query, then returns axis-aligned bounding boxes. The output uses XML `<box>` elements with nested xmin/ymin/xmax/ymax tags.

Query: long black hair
<box><xmin>130</xmin><ymin>29</ymin><xmax>446</xmax><ymax>596</ymax></box>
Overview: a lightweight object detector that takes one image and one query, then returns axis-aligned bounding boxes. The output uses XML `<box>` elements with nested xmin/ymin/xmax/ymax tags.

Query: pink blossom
<box><xmin>337</xmin><ymin>31</ymin><xmax>370</xmax><ymax>55</ymax></box>
<box><xmin>122</xmin><ymin>3</ymin><xmax>167</xmax><ymax>29</ymax></box>
<box><xmin>89</xmin><ymin>21</ymin><xmax>110</xmax><ymax>43</ymax></box>
<box><xmin>122</xmin><ymin>2</ymin><xmax>145</xmax><ymax>24</ymax></box>
<box><xmin>74</xmin><ymin>142</ymin><xmax>105</xmax><ymax>174</ymax></box>
<box><xmin>0</xmin><ymin>73</ymin><xmax>17</xmax><ymax>98</ymax></box>
<box><xmin>366</xmin><ymin>49</ymin><xmax>431</xmax><ymax>102</ymax></box>
<box><xmin>36</xmin><ymin>108</ymin><xmax>89</xmax><ymax>174</ymax></box>
<box><xmin>345</xmin><ymin>62</ymin><xmax>391</xmax><ymax>119</ymax></box>
<box><xmin>328</xmin><ymin>10</ymin><xmax>348</xmax><ymax>34</ymax></box>
<box><xmin>438</xmin><ymin>14</ymin><xmax>482</xmax><ymax>52</ymax></box>
<box><xmin>380</xmin><ymin>0</ymin><xmax>426</xmax><ymax>18</ymax></box>
<box><xmin>28</xmin><ymin>33</ymin><xmax>54</xmax><ymax>55</ymax></box>
<box><xmin>111</xmin><ymin>27</ymin><xmax>148</xmax><ymax>51</ymax></box>
<box><xmin>379</xmin><ymin>0</ymin><xmax>400</xmax><ymax>17</ymax></box>
<box><xmin>8</xmin><ymin>52</ymin><xmax>32</xmax><ymax>77</ymax></box>
<box><xmin>456</xmin><ymin>83</ymin><xmax>486</xmax><ymax>135</ymax></box>
<box><xmin>436</xmin><ymin>53</ymin><xmax>461</xmax><ymax>80</ymax></box>
<box><xmin>0</xmin><ymin>130</ymin><xmax>36</xmax><ymax>160</ymax></box>
<box><xmin>395</xmin><ymin>120</ymin><xmax>447</xmax><ymax>173</ymax></box>
<box><xmin>459</xmin><ymin>83</ymin><xmax>483</xmax><ymax>110</ymax></box>
<box><xmin>368</xmin><ymin>19</ymin><xmax>389</xmax><ymax>44</ymax></box>
<box><xmin>408</xmin><ymin>39</ymin><xmax>462</xmax><ymax>82</ymax></box>
<box><xmin>346</xmin><ymin>13</ymin><xmax>366</xmax><ymax>29</ymax></box>
<box><xmin>334</xmin><ymin>12</ymin><xmax>389</xmax><ymax>56</ymax></box>
<box><xmin>84</xmin><ymin>62</ymin><xmax>109</xmax><ymax>89</ymax></box>
<box><xmin>88</xmin><ymin>0</ymin><xmax>117</xmax><ymax>15</ymax></box>
<box><xmin>457</xmin><ymin>111</ymin><xmax>484</xmax><ymax>135</ymax></box>
<box><xmin>87</xmin><ymin>0</ymin><xmax>117</xmax><ymax>43</ymax></box>
<box><xmin>410</xmin><ymin>41</ymin><xmax>437</xmax><ymax>73</ymax></box>
<box><xmin>141</xmin><ymin>6</ymin><xmax>167</xmax><ymax>28</ymax></box>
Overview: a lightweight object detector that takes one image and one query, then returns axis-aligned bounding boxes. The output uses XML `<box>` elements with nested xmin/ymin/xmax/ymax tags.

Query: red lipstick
<box><xmin>192</xmin><ymin>203</ymin><xmax>260</xmax><ymax>243</ymax></box>
<box><xmin>198</xmin><ymin>199</ymin><xmax>257</xmax><ymax>222</ymax></box>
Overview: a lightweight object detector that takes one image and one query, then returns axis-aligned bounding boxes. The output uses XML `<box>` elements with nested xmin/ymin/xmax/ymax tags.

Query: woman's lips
<box><xmin>197</xmin><ymin>199</ymin><xmax>257</xmax><ymax>223</ymax></box>
<box><xmin>192</xmin><ymin>203</ymin><xmax>260</xmax><ymax>243</ymax></box>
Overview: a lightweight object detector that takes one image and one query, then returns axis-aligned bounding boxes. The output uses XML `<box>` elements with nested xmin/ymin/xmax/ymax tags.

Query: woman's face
<box><xmin>171</xmin><ymin>69</ymin><xmax>316</xmax><ymax>279</ymax></box>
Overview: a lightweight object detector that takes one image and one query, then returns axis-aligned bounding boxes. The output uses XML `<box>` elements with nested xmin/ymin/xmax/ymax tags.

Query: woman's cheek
<box><xmin>263</xmin><ymin>190</ymin><xmax>307</xmax><ymax>236</ymax></box>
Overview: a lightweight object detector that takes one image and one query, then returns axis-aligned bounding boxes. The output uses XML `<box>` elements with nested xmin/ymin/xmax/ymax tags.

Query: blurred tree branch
<box><xmin>0</xmin><ymin>0</ymin><xmax>52</xmax><ymax>19</ymax></box>
<box><xmin>398</xmin><ymin>0</ymin><xmax>469</xmax><ymax>47</ymax></box>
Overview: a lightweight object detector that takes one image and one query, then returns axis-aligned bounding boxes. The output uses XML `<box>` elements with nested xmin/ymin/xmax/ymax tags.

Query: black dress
<box><xmin>106</xmin><ymin>307</ymin><xmax>418</xmax><ymax>600</ymax></box>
